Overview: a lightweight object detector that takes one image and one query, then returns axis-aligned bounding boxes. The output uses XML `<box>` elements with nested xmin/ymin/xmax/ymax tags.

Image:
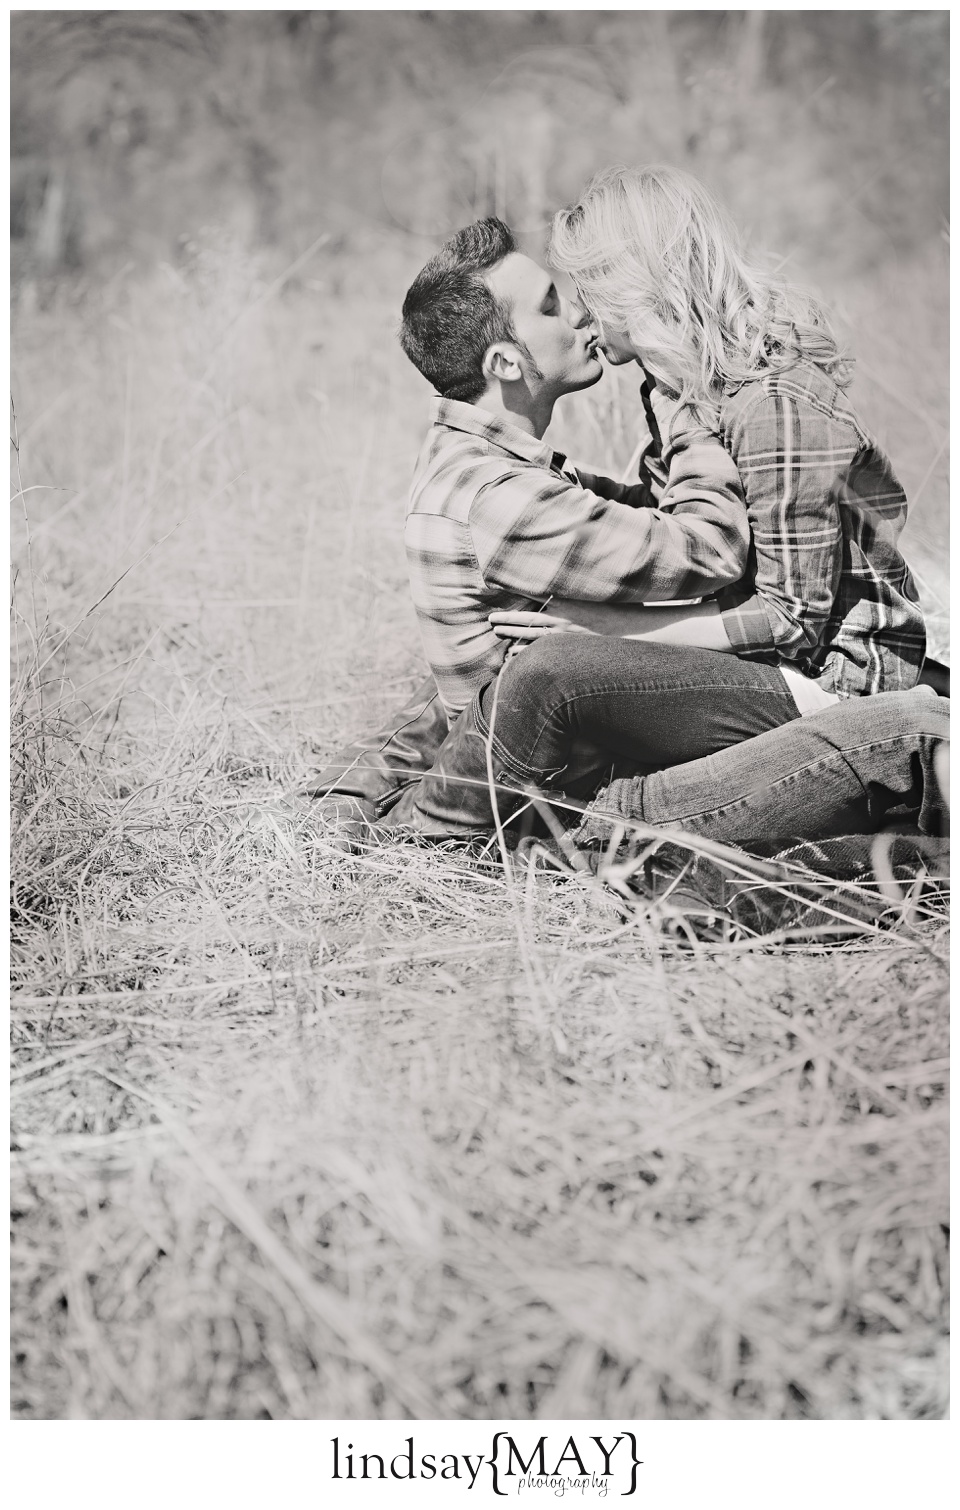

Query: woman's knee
<box><xmin>894</xmin><ymin>686</ymin><xmax>950</xmax><ymax>741</ymax></box>
<box><xmin>811</xmin><ymin>687</ymin><xmax>947</xmax><ymax>748</ymax></box>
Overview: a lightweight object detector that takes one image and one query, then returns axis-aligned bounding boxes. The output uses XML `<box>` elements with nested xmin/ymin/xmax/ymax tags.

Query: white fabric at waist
<box><xmin>779</xmin><ymin>664</ymin><xmax>841</xmax><ymax>717</ymax></box>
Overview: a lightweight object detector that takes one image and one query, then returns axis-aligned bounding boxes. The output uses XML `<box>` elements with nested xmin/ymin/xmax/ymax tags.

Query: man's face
<box><xmin>485</xmin><ymin>253</ymin><xmax>602</xmax><ymax>396</ymax></box>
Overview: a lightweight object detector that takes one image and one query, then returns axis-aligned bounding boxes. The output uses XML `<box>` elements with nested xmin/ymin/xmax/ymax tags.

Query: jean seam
<box><xmin>474</xmin><ymin>705</ymin><xmax>546</xmax><ymax>785</ymax></box>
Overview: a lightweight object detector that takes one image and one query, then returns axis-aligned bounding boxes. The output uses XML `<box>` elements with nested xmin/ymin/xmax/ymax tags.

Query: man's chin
<box><xmin>571</xmin><ymin>360</ymin><xmax>605</xmax><ymax>392</ymax></box>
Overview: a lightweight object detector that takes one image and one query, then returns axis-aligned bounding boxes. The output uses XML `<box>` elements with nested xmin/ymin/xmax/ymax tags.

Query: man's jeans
<box><xmin>398</xmin><ymin>636</ymin><xmax>801</xmax><ymax>832</ymax></box>
<box><xmin>304</xmin><ymin>639</ymin><xmax>948</xmax><ymax>851</ymax></box>
<box><xmin>575</xmin><ymin>683</ymin><xmax>948</xmax><ymax>854</ymax></box>
<box><xmin>299</xmin><ymin>640</ymin><xmax>797</xmax><ymax>824</ymax></box>
<box><xmin>479</xmin><ymin>635</ymin><xmax>800</xmax><ymax>791</ymax></box>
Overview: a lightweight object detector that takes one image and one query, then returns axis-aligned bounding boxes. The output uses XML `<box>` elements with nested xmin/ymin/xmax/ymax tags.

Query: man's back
<box><xmin>406</xmin><ymin>400</ymin><xmax>587</xmax><ymax>716</ymax></box>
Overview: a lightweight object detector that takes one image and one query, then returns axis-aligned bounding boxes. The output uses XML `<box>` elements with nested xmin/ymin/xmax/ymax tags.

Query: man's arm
<box><xmin>469</xmin><ymin>435</ymin><xmax>750</xmax><ymax>605</ymax></box>
<box><xmin>570</xmin><ymin>380</ymin><xmax>698</xmax><ymax>510</ymax></box>
<box><xmin>570</xmin><ymin>466</ymin><xmax>657</xmax><ymax>510</ymax></box>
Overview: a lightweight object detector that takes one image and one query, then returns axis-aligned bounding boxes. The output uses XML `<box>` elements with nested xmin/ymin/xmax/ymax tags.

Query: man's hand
<box><xmin>489</xmin><ymin>608</ymin><xmax>599</xmax><ymax>644</ymax></box>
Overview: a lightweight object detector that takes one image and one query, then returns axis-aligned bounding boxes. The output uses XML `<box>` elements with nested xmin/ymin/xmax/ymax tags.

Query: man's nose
<box><xmin>566</xmin><ymin>296</ymin><xmax>594</xmax><ymax>331</ymax></box>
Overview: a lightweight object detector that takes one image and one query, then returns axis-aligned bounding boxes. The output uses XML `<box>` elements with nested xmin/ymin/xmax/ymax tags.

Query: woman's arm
<box><xmin>716</xmin><ymin>388</ymin><xmax>848</xmax><ymax>659</ymax></box>
<box><xmin>546</xmin><ymin>597</ymin><xmax>735</xmax><ymax>649</ymax></box>
<box><xmin>489</xmin><ymin>598</ymin><xmax>735</xmax><ymax>652</ymax></box>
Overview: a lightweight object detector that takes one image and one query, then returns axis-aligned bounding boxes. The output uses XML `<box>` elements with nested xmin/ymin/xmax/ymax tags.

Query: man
<box><xmin>304</xmin><ymin>217</ymin><xmax>947</xmax><ymax>863</ymax></box>
<box><xmin>399</xmin><ymin>216</ymin><xmax>753</xmax><ymax>721</ymax></box>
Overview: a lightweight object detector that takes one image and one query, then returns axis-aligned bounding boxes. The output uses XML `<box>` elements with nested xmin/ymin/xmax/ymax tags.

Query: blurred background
<box><xmin>11</xmin><ymin>9</ymin><xmax>950</xmax><ymax>759</ymax></box>
<box><xmin>10</xmin><ymin>11</ymin><xmax>949</xmax><ymax>272</ymax></box>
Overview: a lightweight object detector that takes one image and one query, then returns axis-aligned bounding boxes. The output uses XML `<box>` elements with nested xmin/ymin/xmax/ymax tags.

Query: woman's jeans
<box><xmin>575</xmin><ymin>683</ymin><xmax>948</xmax><ymax>855</ymax></box>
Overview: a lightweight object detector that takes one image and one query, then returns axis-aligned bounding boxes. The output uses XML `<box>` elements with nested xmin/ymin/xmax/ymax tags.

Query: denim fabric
<box><xmin>577</xmin><ymin>686</ymin><xmax>948</xmax><ymax>855</ymax></box>
<box><xmin>476</xmin><ymin>634</ymin><xmax>801</xmax><ymax>792</ymax></box>
<box><xmin>392</xmin><ymin>635</ymin><xmax>802</xmax><ymax>835</ymax></box>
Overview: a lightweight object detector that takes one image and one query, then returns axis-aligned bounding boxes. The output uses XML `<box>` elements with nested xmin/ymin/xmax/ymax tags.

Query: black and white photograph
<box><xmin>9</xmin><ymin>3</ymin><xmax>950</xmax><ymax>1484</ymax></box>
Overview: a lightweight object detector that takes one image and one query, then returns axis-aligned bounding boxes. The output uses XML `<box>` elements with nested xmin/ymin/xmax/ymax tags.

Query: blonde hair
<box><xmin>550</xmin><ymin>165</ymin><xmax>850</xmax><ymax>412</ymax></box>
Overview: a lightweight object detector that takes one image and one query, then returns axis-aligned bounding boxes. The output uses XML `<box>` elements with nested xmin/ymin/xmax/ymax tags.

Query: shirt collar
<box><xmin>431</xmin><ymin>397</ymin><xmax>558</xmax><ymax>470</ymax></box>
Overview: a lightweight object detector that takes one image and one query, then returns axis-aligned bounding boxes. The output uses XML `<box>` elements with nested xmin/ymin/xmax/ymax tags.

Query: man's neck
<box><xmin>475</xmin><ymin>384</ymin><xmax>556</xmax><ymax>441</ymax></box>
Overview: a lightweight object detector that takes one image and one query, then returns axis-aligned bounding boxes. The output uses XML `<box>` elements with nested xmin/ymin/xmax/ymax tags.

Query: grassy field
<box><xmin>10</xmin><ymin>228</ymin><xmax>949</xmax><ymax>1420</ymax></box>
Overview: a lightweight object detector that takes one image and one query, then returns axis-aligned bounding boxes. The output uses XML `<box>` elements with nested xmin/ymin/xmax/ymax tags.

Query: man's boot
<box><xmin>385</xmin><ymin>691</ymin><xmax>531</xmax><ymax>839</ymax></box>
<box><xmin>300</xmin><ymin>675</ymin><xmax>449</xmax><ymax>830</ymax></box>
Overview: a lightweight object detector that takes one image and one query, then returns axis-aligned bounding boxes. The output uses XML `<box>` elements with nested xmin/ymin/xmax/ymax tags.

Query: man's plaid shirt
<box><xmin>406</xmin><ymin>398</ymin><xmax>750</xmax><ymax>716</ymax></box>
<box><xmin>644</xmin><ymin>362</ymin><xmax>925</xmax><ymax>697</ymax></box>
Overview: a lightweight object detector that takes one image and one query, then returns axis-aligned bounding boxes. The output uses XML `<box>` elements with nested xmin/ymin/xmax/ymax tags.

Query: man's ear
<box><xmin>483</xmin><ymin>343</ymin><xmax>523</xmax><ymax>384</ymax></box>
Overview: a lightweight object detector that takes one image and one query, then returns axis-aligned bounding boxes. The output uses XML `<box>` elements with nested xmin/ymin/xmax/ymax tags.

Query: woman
<box><xmin>510</xmin><ymin>163</ymin><xmax>927</xmax><ymax>702</ymax></box>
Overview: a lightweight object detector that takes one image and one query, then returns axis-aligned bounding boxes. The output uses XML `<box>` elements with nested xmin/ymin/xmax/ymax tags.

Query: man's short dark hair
<box><xmin>399</xmin><ymin>217</ymin><xmax>520</xmax><ymax>402</ymax></box>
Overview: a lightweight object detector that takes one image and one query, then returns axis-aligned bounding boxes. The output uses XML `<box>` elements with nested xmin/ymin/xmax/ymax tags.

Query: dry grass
<box><xmin>10</xmin><ymin>233</ymin><xmax>949</xmax><ymax>1420</ymax></box>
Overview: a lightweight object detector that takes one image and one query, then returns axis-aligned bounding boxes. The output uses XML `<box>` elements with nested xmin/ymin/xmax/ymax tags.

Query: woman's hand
<box><xmin>489</xmin><ymin>609</ymin><xmax>599</xmax><ymax>644</ymax></box>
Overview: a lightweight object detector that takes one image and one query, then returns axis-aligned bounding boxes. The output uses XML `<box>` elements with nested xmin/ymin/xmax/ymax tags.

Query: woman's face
<box><xmin>597</xmin><ymin>323</ymin><xmax>641</xmax><ymax>366</ymax></box>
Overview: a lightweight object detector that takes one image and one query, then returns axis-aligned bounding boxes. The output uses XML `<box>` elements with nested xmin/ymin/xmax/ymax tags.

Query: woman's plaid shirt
<box><xmin>405</xmin><ymin>398</ymin><xmax>750</xmax><ymax>716</ymax></box>
<box><xmin>645</xmin><ymin>363</ymin><xmax>925</xmax><ymax>697</ymax></box>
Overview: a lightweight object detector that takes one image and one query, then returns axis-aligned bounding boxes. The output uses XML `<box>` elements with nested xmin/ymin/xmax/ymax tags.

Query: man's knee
<box><xmin>492</xmin><ymin>633</ymin><xmax>591</xmax><ymax>713</ymax></box>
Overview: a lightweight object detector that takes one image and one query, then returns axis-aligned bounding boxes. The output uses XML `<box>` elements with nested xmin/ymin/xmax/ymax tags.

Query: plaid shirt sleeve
<box><xmin>717</xmin><ymin>390</ymin><xmax>848</xmax><ymax>655</ymax></box>
<box><xmin>468</xmin><ymin>436</ymin><xmax>750</xmax><ymax>604</ymax></box>
<box><xmin>569</xmin><ymin>467</ymin><xmax>659</xmax><ymax>510</ymax></box>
